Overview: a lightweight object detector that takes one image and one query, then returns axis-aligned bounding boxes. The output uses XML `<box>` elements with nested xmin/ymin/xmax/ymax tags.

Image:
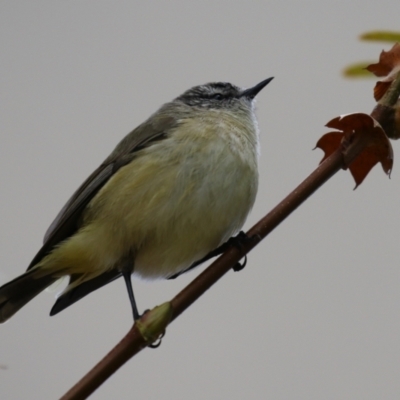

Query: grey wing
<box><xmin>27</xmin><ymin>114</ymin><xmax>177</xmax><ymax>270</ymax></box>
<box><xmin>27</xmin><ymin>164</ymin><xmax>115</xmax><ymax>269</ymax></box>
<box><xmin>42</xmin><ymin>165</ymin><xmax>112</xmax><ymax>245</ymax></box>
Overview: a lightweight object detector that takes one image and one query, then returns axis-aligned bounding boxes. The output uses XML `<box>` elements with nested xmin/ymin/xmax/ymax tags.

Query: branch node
<box><xmin>136</xmin><ymin>302</ymin><xmax>173</xmax><ymax>346</ymax></box>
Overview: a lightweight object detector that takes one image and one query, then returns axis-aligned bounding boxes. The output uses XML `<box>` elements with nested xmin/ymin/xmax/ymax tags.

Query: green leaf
<box><xmin>342</xmin><ymin>62</ymin><xmax>375</xmax><ymax>78</ymax></box>
<box><xmin>360</xmin><ymin>31</ymin><xmax>400</xmax><ymax>43</ymax></box>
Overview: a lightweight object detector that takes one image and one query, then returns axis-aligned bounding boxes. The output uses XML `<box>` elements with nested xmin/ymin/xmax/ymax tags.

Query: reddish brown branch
<box><xmin>60</xmin><ymin>71</ymin><xmax>400</xmax><ymax>400</ymax></box>
<box><xmin>60</xmin><ymin>327</ymin><xmax>147</xmax><ymax>400</ymax></box>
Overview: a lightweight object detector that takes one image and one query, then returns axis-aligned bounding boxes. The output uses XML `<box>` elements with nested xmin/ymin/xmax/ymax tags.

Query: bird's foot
<box><xmin>227</xmin><ymin>231</ymin><xmax>258</xmax><ymax>272</ymax></box>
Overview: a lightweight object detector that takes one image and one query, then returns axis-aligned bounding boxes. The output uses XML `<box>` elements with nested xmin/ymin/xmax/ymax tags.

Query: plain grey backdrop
<box><xmin>1</xmin><ymin>1</ymin><xmax>400</xmax><ymax>399</ymax></box>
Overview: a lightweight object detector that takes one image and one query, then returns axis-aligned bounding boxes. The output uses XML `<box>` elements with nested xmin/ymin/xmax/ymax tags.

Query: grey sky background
<box><xmin>1</xmin><ymin>1</ymin><xmax>400</xmax><ymax>399</ymax></box>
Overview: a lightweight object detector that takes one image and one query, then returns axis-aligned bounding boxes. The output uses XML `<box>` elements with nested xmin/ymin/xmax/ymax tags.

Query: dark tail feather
<box><xmin>0</xmin><ymin>269</ymin><xmax>56</xmax><ymax>323</ymax></box>
<box><xmin>50</xmin><ymin>269</ymin><xmax>121</xmax><ymax>316</ymax></box>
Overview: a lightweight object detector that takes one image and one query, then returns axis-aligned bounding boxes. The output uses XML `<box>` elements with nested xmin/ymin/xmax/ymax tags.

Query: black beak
<box><xmin>239</xmin><ymin>77</ymin><xmax>274</xmax><ymax>99</ymax></box>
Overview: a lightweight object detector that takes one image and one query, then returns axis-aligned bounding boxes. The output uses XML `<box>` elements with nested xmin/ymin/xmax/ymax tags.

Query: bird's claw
<box><xmin>148</xmin><ymin>330</ymin><xmax>165</xmax><ymax>349</ymax></box>
<box><xmin>228</xmin><ymin>231</ymin><xmax>256</xmax><ymax>272</ymax></box>
<box><xmin>233</xmin><ymin>255</ymin><xmax>247</xmax><ymax>272</ymax></box>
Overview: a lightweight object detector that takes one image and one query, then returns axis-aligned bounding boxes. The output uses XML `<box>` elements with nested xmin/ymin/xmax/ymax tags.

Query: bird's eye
<box><xmin>212</xmin><ymin>93</ymin><xmax>223</xmax><ymax>100</ymax></box>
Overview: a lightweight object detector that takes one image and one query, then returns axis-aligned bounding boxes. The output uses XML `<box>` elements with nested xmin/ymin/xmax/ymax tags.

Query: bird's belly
<box><xmin>87</xmin><ymin>131</ymin><xmax>258</xmax><ymax>279</ymax></box>
<box><xmin>133</xmin><ymin>170</ymin><xmax>256</xmax><ymax>278</ymax></box>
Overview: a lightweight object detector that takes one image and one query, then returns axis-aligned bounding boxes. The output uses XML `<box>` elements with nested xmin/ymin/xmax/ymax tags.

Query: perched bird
<box><xmin>0</xmin><ymin>77</ymin><xmax>273</xmax><ymax>323</ymax></box>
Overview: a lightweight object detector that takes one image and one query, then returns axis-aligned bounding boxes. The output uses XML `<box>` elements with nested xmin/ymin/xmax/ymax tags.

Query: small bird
<box><xmin>0</xmin><ymin>77</ymin><xmax>273</xmax><ymax>323</ymax></box>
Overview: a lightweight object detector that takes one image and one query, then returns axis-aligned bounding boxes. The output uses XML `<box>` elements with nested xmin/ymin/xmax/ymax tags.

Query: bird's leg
<box><xmin>122</xmin><ymin>267</ymin><xmax>164</xmax><ymax>348</ymax></box>
<box><xmin>122</xmin><ymin>270</ymin><xmax>140</xmax><ymax>321</ymax></box>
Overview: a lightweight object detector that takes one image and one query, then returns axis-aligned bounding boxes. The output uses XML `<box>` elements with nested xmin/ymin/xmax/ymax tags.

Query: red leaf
<box><xmin>366</xmin><ymin>43</ymin><xmax>400</xmax><ymax>100</ymax></box>
<box><xmin>315</xmin><ymin>132</ymin><xmax>343</xmax><ymax>163</ymax></box>
<box><xmin>316</xmin><ymin>113</ymin><xmax>393</xmax><ymax>188</ymax></box>
<box><xmin>373</xmin><ymin>81</ymin><xmax>392</xmax><ymax>101</ymax></box>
